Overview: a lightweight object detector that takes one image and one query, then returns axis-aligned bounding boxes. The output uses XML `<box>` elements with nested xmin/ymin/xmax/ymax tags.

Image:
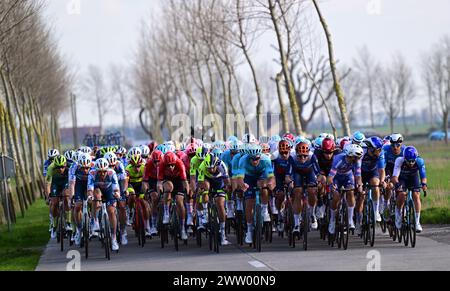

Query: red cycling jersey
<box><xmin>176</xmin><ymin>150</ymin><xmax>190</xmax><ymax>174</ymax></box>
<box><xmin>157</xmin><ymin>158</ymin><xmax>187</xmax><ymax>181</ymax></box>
<box><xmin>143</xmin><ymin>158</ymin><xmax>159</xmax><ymax>181</ymax></box>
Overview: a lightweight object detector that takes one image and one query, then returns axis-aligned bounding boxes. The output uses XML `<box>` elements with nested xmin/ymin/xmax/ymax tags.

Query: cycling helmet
<box><xmin>196</xmin><ymin>146</ymin><xmax>209</xmax><ymax>160</ymax></box>
<box><xmin>116</xmin><ymin>146</ymin><xmax>127</xmax><ymax>155</ymax></box>
<box><xmin>151</xmin><ymin>150</ymin><xmax>164</xmax><ymax>163</ymax></box>
<box><xmin>283</xmin><ymin>133</ymin><xmax>295</xmax><ymax>143</ymax></box>
<box><xmin>64</xmin><ymin>150</ymin><xmax>76</xmax><ymax>162</ymax></box>
<box><xmin>79</xmin><ymin>146</ymin><xmax>92</xmax><ymax>155</ymax></box>
<box><xmin>259</xmin><ymin>136</ymin><xmax>270</xmax><ymax>144</ymax></box>
<box><xmin>148</xmin><ymin>141</ymin><xmax>158</xmax><ymax>153</ymax></box>
<box><xmin>104</xmin><ymin>152</ymin><xmax>118</xmax><ymax>166</ymax></box>
<box><xmin>270</xmin><ymin>135</ymin><xmax>282</xmax><ymax>143</ymax></box>
<box><xmin>261</xmin><ymin>143</ymin><xmax>270</xmax><ymax>154</ymax></box>
<box><xmin>140</xmin><ymin>145</ymin><xmax>150</xmax><ymax>157</ymax></box>
<box><xmin>48</xmin><ymin>149</ymin><xmax>60</xmax><ymax>159</ymax></box>
<box><xmin>242</xmin><ymin>134</ymin><xmax>258</xmax><ymax>144</ymax></box>
<box><xmin>404</xmin><ymin>146</ymin><xmax>419</xmax><ymax>162</ymax></box>
<box><xmin>78</xmin><ymin>154</ymin><xmax>92</xmax><ymax>168</ymax></box>
<box><xmin>53</xmin><ymin>155</ymin><xmax>67</xmax><ymax>167</ymax></box>
<box><xmin>164</xmin><ymin>152</ymin><xmax>178</xmax><ymax>165</ymax></box>
<box><xmin>185</xmin><ymin>143</ymin><xmax>198</xmax><ymax>156</ymax></box>
<box><xmin>129</xmin><ymin>147</ymin><xmax>142</xmax><ymax>157</ymax></box>
<box><xmin>229</xmin><ymin>141</ymin><xmax>241</xmax><ymax>152</ymax></box>
<box><xmin>204</xmin><ymin>154</ymin><xmax>221</xmax><ymax>168</ymax></box>
<box><xmin>322</xmin><ymin>138</ymin><xmax>336</xmax><ymax>153</ymax></box>
<box><xmin>278</xmin><ymin>140</ymin><xmax>291</xmax><ymax>153</ymax></box>
<box><xmin>95</xmin><ymin>158</ymin><xmax>110</xmax><ymax>171</ymax></box>
<box><xmin>296</xmin><ymin>142</ymin><xmax>310</xmax><ymax>156</ymax></box>
<box><xmin>227</xmin><ymin>136</ymin><xmax>239</xmax><ymax>143</ymax></box>
<box><xmin>345</xmin><ymin>144</ymin><xmax>364</xmax><ymax>158</ymax></box>
<box><xmin>352</xmin><ymin>131</ymin><xmax>366</xmax><ymax>144</ymax></box>
<box><xmin>314</xmin><ymin>137</ymin><xmax>324</xmax><ymax>150</ymax></box>
<box><xmin>155</xmin><ymin>144</ymin><xmax>168</xmax><ymax>154</ymax></box>
<box><xmin>390</xmin><ymin>133</ymin><xmax>404</xmax><ymax>144</ymax></box>
<box><xmin>129</xmin><ymin>154</ymin><xmax>143</xmax><ymax>166</ymax></box>
<box><xmin>247</xmin><ymin>145</ymin><xmax>263</xmax><ymax>158</ymax></box>
<box><xmin>365</xmin><ymin>137</ymin><xmax>384</xmax><ymax>150</ymax></box>
<box><xmin>211</xmin><ymin>148</ymin><xmax>223</xmax><ymax>158</ymax></box>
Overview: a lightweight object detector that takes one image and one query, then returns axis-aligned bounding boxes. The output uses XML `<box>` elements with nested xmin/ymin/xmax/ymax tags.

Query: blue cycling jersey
<box><xmin>112</xmin><ymin>161</ymin><xmax>126</xmax><ymax>181</ymax></box>
<box><xmin>288</xmin><ymin>154</ymin><xmax>320</xmax><ymax>176</ymax></box>
<box><xmin>272</xmin><ymin>155</ymin><xmax>292</xmax><ymax>178</ymax></box>
<box><xmin>221</xmin><ymin>150</ymin><xmax>236</xmax><ymax>177</ymax></box>
<box><xmin>69</xmin><ymin>164</ymin><xmax>91</xmax><ymax>183</ymax></box>
<box><xmin>231</xmin><ymin>153</ymin><xmax>245</xmax><ymax>178</ymax></box>
<box><xmin>393</xmin><ymin>157</ymin><xmax>427</xmax><ymax>179</ymax></box>
<box><xmin>235</xmin><ymin>154</ymin><xmax>274</xmax><ymax>179</ymax></box>
<box><xmin>329</xmin><ymin>153</ymin><xmax>362</xmax><ymax>177</ymax></box>
<box><xmin>87</xmin><ymin>169</ymin><xmax>120</xmax><ymax>192</ymax></box>
<box><xmin>43</xmin><ymin>159</ymin><xmax>52</xmax><ymax>177</ymax></box>
<box><xmin>383</xmin><ymin>144</ymin><xmax>405</xmax><ymax>170</ymax></box>
<box><xmin>361</xmin><ymin>148</ymin><xmax>386</xmax><ymax>173</ymax></box>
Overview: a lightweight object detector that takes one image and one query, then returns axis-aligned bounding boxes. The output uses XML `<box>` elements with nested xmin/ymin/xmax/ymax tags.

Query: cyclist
<box><xmin>235</xmin><ymin>144</ymin><xmax>275</xmax><ymax>245</ymax></box>
<box><xmin>352</xmin><ymin>132</ymin><xmax>366</xmax><ymax>146</ymax></box>
<box><xmin>381</xmin><ymin>134</ymin><xmax>406</xmax><ymax>218</ymax></box>
<box><xmin>116</xmin><ymin>146</ymin><xmax>128</xmax><ymax>167</ymax></box>
<box><xmin>221</xmin><ymin>141</ymin><xmax>241</xmax><ymax>220</ymax></box>
<box><xmin>143</xmin><ymin>149</ymin><xmax>164</xmax><ymax>236</ymax></box>
<box><xmin>157</xmin><ymin>151</ymin><xmax>190</xmax><ymax>240</ymax></box>
<box><xmin>44</xmin><ymin>149</ymin><xmax>60</xmax><ymax>232</ymax></box>
<box><xmin>126</xmin><ymin>147</ymin><xmax>152</xmax><ymax>237</ymax></box>
<box><xmin>190</xmin><ymin>146</ymin><xmax>210</xmax><ymax>229</ymax></box>
<box><xmin>327</xmin><ymin>144</ymin><xmax>364</xmax><ymax>236</ymax></box>
<box><xmin>314</xmin><ymin>138</ymin><xmax>342</xmax><ymax>219</ymax></box>
<box><xmin>87</xmin><ymin>158</ymin><xmax>121</xmax><ymax>251</ymax></box>
<box><xmin>197</xmin><ymin>154</ymin><xmax>231</xmax><ymax>245</ymax></box>
<box><xmin>355</xmin><ymin>137</ymin><xmax>386</xmax><ymax>235</ymax></box>
<box><xmin>105</xmin><ymin>152</ymin><xmax>129</xmax><ymax>245</ymax></box>
<box><xmin>140</xmin><ymin>145</ymin><xmax>151</xmax><ymax>162</ymax></box>
<box><xmin>69</xmin><ymin>153</ymin><xmax>92</xmax><ymax>246</ymax></box>
<box><xmin>64</xmin><ymin>150</ymin><xmax>77</xmax><ymax>169</ymax></box>
<box><xmin>272</xmin><ymin>140</ymin><xmax>294</xmax><ymax>232</ymax></box>
<box><xmin>289</xmin><ymin>142</ymin><xmax>320</xmax><ymax>232</ymax></box>
<box><xmin>391</xmin><ymin>146</ymin><xmax>427</xmax><ymax>233</ymax></box>
<box><xmin>46</xmin><ymin>155</ymin><xmax>71</xmax><ymax>239</ymax></box>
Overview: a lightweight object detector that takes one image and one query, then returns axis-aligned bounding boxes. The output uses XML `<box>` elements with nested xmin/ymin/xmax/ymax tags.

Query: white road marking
<box><xmin>248</xmin><ymin>260</ymin><xmax>267</xmax><ymax>268</ymax></box>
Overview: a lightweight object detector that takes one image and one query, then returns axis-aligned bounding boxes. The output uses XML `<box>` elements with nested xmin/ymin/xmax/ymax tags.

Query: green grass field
<box><xmin>0</xmin><ymin>199</ymin><xmax>49</xmax><ymax>271</ymax></box>
<box><xmin>415</xmin><ymin>143</ymin><xmax>450</xmax><ymax>224</ymax></box>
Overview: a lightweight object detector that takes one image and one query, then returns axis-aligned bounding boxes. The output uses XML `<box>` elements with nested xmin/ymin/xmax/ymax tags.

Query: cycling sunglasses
<box><xmin>392</xmin><ymin>143</ymin><xmax>402</xmax><ymax>148</ymax></box>
<box><xmin>251</xmin><ymin>156</ymin><xmax>261</xmax><ymax>161</ymax></box>
<box><xmin>297</xmin><ymin>155</ymin><xmax>309</xmax><ymax>159</ymax></box>
<box><xmin>56</xmin><ymin>166</ymin><xmax>66</xmax><ymax>170</ymax></box>
<box><xmin>406</xmin><ymin>159</ymin><xmax>416</xmax><ymax>165</ymax></box>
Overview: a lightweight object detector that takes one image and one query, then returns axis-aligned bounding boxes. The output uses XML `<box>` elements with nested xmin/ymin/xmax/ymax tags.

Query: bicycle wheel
<box><xmin>408</xmin><ymin>200</ymin><xmax>417</xmax><ymax>248</ymax></box>
<box><xmin>236</xmin><ymin>210</ymin><xmax>243</xmax><ymax>246</ymax></box>
<box><xmin>286</xmin><ymin>206</ymin><xmax>294</xmax><ymax>248</ymax></box>
<box><xmin>212</xmin><ymin>205</ymin><xmax>220</xmax><ymax>253</ymax></box>
<box><xmin>103</xmin><ymin>214</ymin><xmax>111</xmax><ymax>260</ymax></box>
<box><xmin>208</xmin><ymin>204</ymin><xmax>213</xmax><ymax>251</ymax></box>
<box><xmin>342</xmin><ymin>203</ymin><xmax>349</xmax><ymax>250</ymax></box>
<box><xmin>59</xmin><ymin>203</ymin><xmax>65</xmax><ymax>252</ymax></box>
<box><xmin>137</xmin><ymin>202</ymin><xmax>146</xmax><ymax>248</ymax></box>
<box><xmin>303</xmin><ymin>209</ymin><xmax>308</xmax><ymax>251</ymax></box>
<box><xmin>403</xmin><ymin>206</ymin><xmax>409</xmax><ymax>247</ymax></box>
<box><xmin>255</xmin><ymin>204</ymin><xmax>262</xmax><ymax>252</ymax></box>
<box><xmin>158</xmin><ymin>204</ymin><xmax>165</xmax><ymax>249</ymax></box>
<box><xmin>368</xmin><ymin>200</ymin><xmax>376</xmax><ymax>247</ymax></box>
<box><xmin>172</xmin><ymin>207</ymin><xmax>179</xmax><ymax>252</ymax></box>
<box><xmin>336</xmin><ymin>207</ymin><xmax>342</xmax><ymax>249</ymax></box>
<box><xmin>83</xmin><ymin>213</ymin><xmax>89</xmax><ymax>259</ymax></box>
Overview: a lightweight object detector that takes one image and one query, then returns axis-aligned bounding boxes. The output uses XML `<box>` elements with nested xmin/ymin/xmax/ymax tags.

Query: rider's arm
<box><xmin>417</xmin><ymin>158</ymin><xmax>428</xmax><ymax>188</ymax></box>
<box><xmin>111</xmin><ymin>172</ymin><xmax>121</xmax><ymax>199</ymax></box>
<box><xmin>391</xmin><ymin>157</ymin><xmax>404</xmax><ymax>184</ymax></box>
<box><xmin>87</xmin><ymin>170</ymin><xmax>95</xmax><ymax>198</ymax></box>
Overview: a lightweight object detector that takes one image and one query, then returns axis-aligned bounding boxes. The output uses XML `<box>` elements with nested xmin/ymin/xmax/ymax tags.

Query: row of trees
<box><xmin>128</xmin><ymin>0</ymin><xmax>448</xmax><ymax>142</ymax></box>
<box><xmin>0</xmin><ymin>0</ymin><xmax>71</xmax><ymax>213</ymax></box>
<box><xmin>130</xmin><ymin>0</ymin><xmax>351</xmax><ymax>141</ymax></box>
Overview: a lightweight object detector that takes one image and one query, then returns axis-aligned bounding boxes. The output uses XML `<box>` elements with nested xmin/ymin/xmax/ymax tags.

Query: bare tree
<box><xmin>353</xmin><ymin>46</ymin><xmax>381</xmax><ymax>128</ymax></box>
<box><xmin>110</xmin><ymin>64</ymin><xmax>128</xmax><ymax>135</ymax></box>
<box><xmin>422</xmin><ymin>35</ymin><xmax>450</xmax><ymax>143</ymax></box>
<box><xmin>85</xmin><ymin>65</ymin><xmax>108</xmax><ymax>133</ymax></box>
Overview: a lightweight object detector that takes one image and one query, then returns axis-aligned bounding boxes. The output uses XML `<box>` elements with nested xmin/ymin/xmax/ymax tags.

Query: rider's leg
<box><xmin>92</xmin><ymin>188</ymin><xmax>102</xmax><ymax>226</ymax></box>
<box><xmin>118</xmin><ymin>200</ymin><xmax>127</xmax><ymax>233</ymax></box>
<box><xmin>346</xmin><ymin>190</ymin><xmax>356</xmax><ymax>227</ymax></box>
<box><xmin>292</xmin><ymin>188</ymin><xmax>303</xmax><ymax>228</ymax></box>
<box><xmin>107</xmin><ymin>202</ymin><xmax>118</xmax><ymax>239</ymax></box>
<box><xmin>258</xmin><ymin>180</ymin><xmax>270</xmax><ymax>220</ymax></box>
<box><xmin>150</xmin><ymin>191</ymin><xmax>159</xmax><ymax>228</ymax></box>
<box><xmin>163</xmin><ymin>181</ymin><xmax>173</xmax><ymax>222</ymax></box>
<box><xmin>371</xmin><ymin>177</ymin><xmax>381</xmax><ymax>219</ymax></box>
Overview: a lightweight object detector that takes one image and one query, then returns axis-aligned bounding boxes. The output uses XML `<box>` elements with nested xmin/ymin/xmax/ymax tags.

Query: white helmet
<box><xmin>104</xmin><ymin>152</ymin><xmax>118</xmax><ymax>166</ymax></box>
<box><xmin>129</xmin><ymin>147</ymin><xmax>142</xmax><ymax>157</ymax></box>
<box><xmin>164</xmin><ymin>143</ymin><xmax>176</xmax><ymax>153</ymax></box>
<box><xmin>95</xmin><ymin>158</ymin><xmax>110</xmax><ymax>171</ymax></box>
<box><xmin>78</xmin><ymin>153</ymin><xmax>92</xmax><ymax>168</ymax></box>
<box><xmin>390</xmin><ymin>133</ymin><xmax>404</xmax><ymax>144</ymax></box>
<box><xmin>345</xmin><ymin>144</ymin><xmax>364</xmax><ymax>158</ymax></box>
<box><xmin>48</xmin><ymin>149</ymin><xmax>60</xmax><ymax>159</ymax></box>
<box><xmin>79</xmin><ymin>146</ymin><xmax>92</xmax><ymax>155</ymax></box>
<box><xmin>64</xmin><ymin>150</ymin><xmax>76</xmax><ymax>162</ymax></box>
<box><xmin>139</xmin><ymin>145</ymin><xmax>150</xmax><ymax>157</ymax></box>
<box><xmin>242</xmin><ymin>134</ymin><xmax>258</xmax><ymax>144</ymax></box>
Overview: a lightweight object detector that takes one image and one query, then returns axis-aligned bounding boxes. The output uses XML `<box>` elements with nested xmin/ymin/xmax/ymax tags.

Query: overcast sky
<box><xmin>43</xmin><ymin>0</ymin><xmax>450</xmax><ymax>128</ymax></box>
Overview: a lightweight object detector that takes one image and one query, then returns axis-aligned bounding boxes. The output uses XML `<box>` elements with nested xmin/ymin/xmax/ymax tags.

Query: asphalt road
<box><xmin>36</xmin><ymin>225</ymin><xmax>450</xmax><ymax>271</ymax></box>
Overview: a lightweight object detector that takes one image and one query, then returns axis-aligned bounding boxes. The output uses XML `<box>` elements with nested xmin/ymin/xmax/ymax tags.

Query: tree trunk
<box><xmin>268</xmin><ymin>0</ymin><xmax>303</xmax><ymax>135</ymax></box>
<box><xmin>312</xmin><ymin>0</ymin><xmax>351</xmax><ymax>136</ymax></box>
<box><xmin>275</xmin><ymin>72</ymin><xmax>289</xmax><ymax>133</ymax></box>
<box><xmin>444</xmin><ymin>111</ymin><xmax>449</xmax><ymax>145</ymax></box>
